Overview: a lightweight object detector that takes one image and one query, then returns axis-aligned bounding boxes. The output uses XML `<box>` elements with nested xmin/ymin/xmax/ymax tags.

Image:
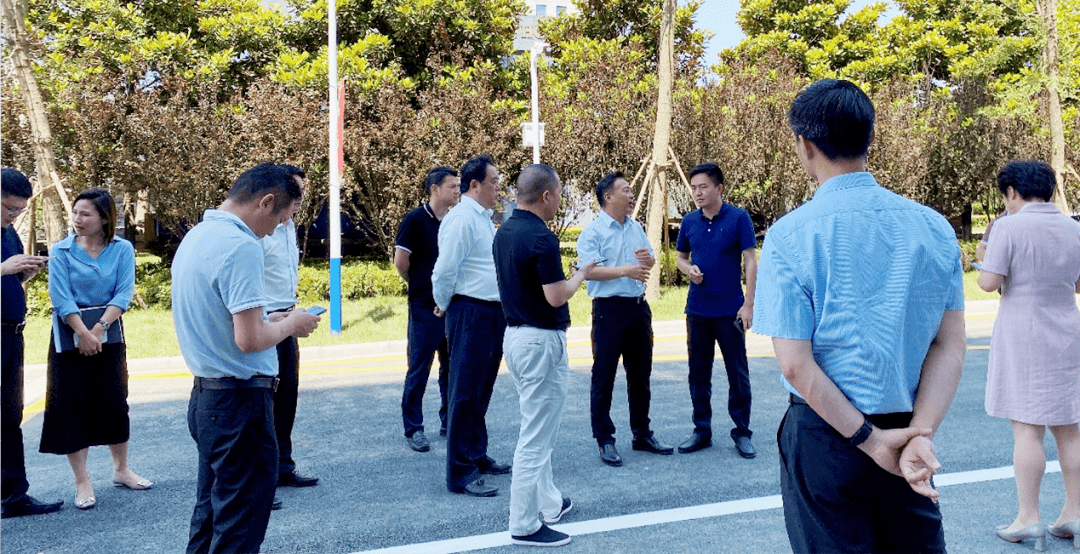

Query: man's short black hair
<box><xmin>689</xmin><ymin>163</ymin><xmax>724</xmax><ymax>188</ymax></box>
<box><xmin>426</xmin><ymin>166</ymin><xmax>458</xmax><ymax>195</ymax></box>
<box><xmin>788</xmin><ymin>79</ymin><xmax>875</xmax><ymax>161</ymax></box>
<box><xmin>595</xmin><ymin>172</ymin><xmax>626</xmax><ymax>208</ymax></box>
<box><xmin>460</xmin><ymin>154</ymin><xmax>494</xmax><ymax>194</ymax></box>
<box><xmin>279</xmin><ymin>164</ymin><xmax>305</xmax><ymax>179</ymax></box>
<box><xmin>997</xmin><ymin>160</ymin><xmax>1056</xmax><ymax>202</ymax></box>
<box><xmin>227</xmin><ymin>163</ymin><xmax>302</xmax><ymax>212</ymax></box>
<box><xmin>517</xmin><ymin>164</ymin><xmax>560</xmax><ymax>204</ymax></box>
<box><xmin>1</xmin><ymin>168</ymin><xmax>33</xmax><ymax>199</ymax></box>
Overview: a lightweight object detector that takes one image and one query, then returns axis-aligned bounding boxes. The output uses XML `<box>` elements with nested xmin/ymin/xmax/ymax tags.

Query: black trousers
<box><xmin>686</xmin><ymin>314</ymin><xmax>752</xmax><ymax>440</ymax></box>
<box><xmin>779</xmin><ymin>396</ymin><xmax>946</xmax><ymax>554</ymax></box>
<box><xmin>589</xmin><ymin>297</ymin><xmax>653</xmax><ymax>445</ymax></box>
<box><xmin>186</xmin><ymin>384</ymin><xmax>278</xmax><ymax>554</ymax></box>
<box><xmin>1</xmin><ymin>328</ymin><xmax>29</xmax><ymax>506</ymax></box>
<box><xmin>444</xmin><ymin>295</ymin><xmax>505</xmax><ymax>492</ymax></box>
<box><xmin>273</xmin><ymin>336</ymin><xmax>300</xmax><ymax>475</ymax></box>
<box><xmin>401</xmin><ymin>302</ymin><xmax>449</xmax><ymax>437</ymax></box>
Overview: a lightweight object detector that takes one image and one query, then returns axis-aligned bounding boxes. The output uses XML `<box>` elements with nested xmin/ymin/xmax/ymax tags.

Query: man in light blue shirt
<box><xmin>260</xmin><ymin>165</ymin><xmax>319</xmax><ymax>490</ymax></box>
<box><xmin>576</xmin><ymin>172</ymin><xmax>672</xmax><ymax>467</ymax></box>
<box><xmin>752</xmin><ymin>79</ymin><xmax>966</xmax><ymax>554</ymax></box>
<box><xmin>431</xmin><ymin>154</ymin><xmax>510</xmax><ymax>497</ymax></box>
<box><xmin>172</xmin><ymin>163</ymin><xmax>320</xmax><ymax>554</ymax></box>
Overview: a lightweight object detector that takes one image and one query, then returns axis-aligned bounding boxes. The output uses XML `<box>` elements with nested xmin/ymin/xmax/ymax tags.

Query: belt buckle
<box><xmin>272</xmin><ymin>378</ymin><xmax>280</xmax><ymax>393</ymax></box>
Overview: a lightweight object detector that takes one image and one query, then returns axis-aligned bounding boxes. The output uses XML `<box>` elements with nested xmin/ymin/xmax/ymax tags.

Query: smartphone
<box><xmin>971</xmin><ymin>262</ymin><xmax>983</xmax><ymax>271</ymax></box>
<box><xmin>306</xmin><ymin>305</ymin><xmax>327</xmax><ymax>316</ymax></box>
<box><xmin>571</xmin><ymin>257</ymin><xmax>606</xmax><ymax>271</ymax></box>
<box><xmin>733</xmin><ymin>318</ymin><xmax>745</xmax><ymax>333</ymax></box>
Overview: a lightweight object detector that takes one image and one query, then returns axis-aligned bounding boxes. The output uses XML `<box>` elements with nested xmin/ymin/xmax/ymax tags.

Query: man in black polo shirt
<box><xmin>2</xmin><ymin>168</ymin><xmax>63</xmax><ymax>519</ymax></box>
<box><xmin>494</xmin><ymin>164</ymin><xmax>594</xmax><ymax>547</ymax></box>
<box><xmin>394</xmin><ymin>166</ymin><xmax>460</xmax><ymax>452</ymax></box>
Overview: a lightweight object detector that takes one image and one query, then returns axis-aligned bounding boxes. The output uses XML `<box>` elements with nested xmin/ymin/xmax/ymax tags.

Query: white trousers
<box><xmin>504</xmin><ymin>325</ymin><xmax>569</xmax><ymax>536</ymax></box>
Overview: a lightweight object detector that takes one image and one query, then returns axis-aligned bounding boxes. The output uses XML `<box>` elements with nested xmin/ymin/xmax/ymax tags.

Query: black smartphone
<box><xmin>733</xmin><ymin>318</ymin><xmax>745</xmax><ymax>333</ymax></box>
<box><xmin>306</xmin><ymin>305</ymin><xmax>327</xmax><ymax>316</ymax></box>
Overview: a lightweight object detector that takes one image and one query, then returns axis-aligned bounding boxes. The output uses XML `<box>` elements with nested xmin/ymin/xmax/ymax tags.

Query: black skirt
<box><xmin>39</xmin><ymin>331</ymin><xmax>130</xmax><ymax>455</ymax></box>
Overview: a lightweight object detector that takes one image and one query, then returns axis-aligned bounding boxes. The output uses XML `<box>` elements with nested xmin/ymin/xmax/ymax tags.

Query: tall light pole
<box><xmin>528</xmin><ymin>41</ymin><xmax>546</xmax><ymax>164</ymax></box>
<box><xmin>328</xmin><ymin>0</ymin><xmax>343</xmax><ymax>334</ymax></box>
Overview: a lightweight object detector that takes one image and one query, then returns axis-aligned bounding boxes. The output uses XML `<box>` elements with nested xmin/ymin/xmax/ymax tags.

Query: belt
<box><xmin>1</xmin><ymin>321</ymin><xmax>26</xmax><ymax>334</ymax></box>
<box><xmin>788</xmin><ymin>394</ymin><xmax>913</xmax><ymax>430</ymax></box>
<box><xmin>194</xmin><ymin>376</ymin><xmax>279</xmax><ymax>392</ymax></box>
<box><xmin>451</xmin><ymin>295</ymin><xmax>501</xmax><ymax>309</ymax></box>
<box><xmin>269</xmin><ymin>306</ymin><xmax>295</xmax><ymax>314</ymax></box>
<box><xmin>593</xmin><ymin>296</ymin><xmax>646</xmax><ymax>304</ymax></box>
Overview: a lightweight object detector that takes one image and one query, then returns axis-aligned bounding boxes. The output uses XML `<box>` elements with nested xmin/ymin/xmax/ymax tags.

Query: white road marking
<box><xmin>352</xmin><ymin>462</ymin><xmax>1062</xmax><ymax>554</ymax></box>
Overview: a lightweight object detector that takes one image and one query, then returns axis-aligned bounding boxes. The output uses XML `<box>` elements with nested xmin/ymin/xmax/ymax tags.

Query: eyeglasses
<box><xmin>2</xmin><ymin>202</ymin><xmax>27</xmax><ymax>217</ymax></box>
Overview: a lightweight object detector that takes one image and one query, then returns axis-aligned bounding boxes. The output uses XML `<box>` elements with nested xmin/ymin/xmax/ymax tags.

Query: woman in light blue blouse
<box><xmin>40</xmin><ymin>189</ymin><xmax>152</xmax><ymax>511</ymax></box>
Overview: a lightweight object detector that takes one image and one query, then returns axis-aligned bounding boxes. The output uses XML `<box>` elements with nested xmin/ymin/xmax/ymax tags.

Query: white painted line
<box><xmin>351</xmin><ymin>462</ymin><xmax>1063</xmax><ymax>554</ymax></box>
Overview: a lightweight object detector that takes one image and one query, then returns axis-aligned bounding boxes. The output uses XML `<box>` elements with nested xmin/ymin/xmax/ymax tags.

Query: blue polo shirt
<box><xmin>1</xmin><ymin>226</ymin><xmax>27</xmax><ymax>323</ymax></box>
<box><xmin>48</xmin><ymin>233</ymin><xmax>135</xmax><ymax>319</ymax></box>
<box><xmin>752</xmin><ymin>172</ymin><xmax>965</xmax><ymax>415</ymax></box>
<box><xmin>676</xmin><ymin>203</ymin><xmax>756</xmax><ymax>317</ymax></box>
<box><xmin>171</xmin><ymin>209</ymin><xmax>276</xmax><ymax>379</ymax></box>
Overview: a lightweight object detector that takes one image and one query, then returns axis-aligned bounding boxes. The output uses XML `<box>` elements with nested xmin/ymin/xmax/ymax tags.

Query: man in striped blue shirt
<box><xmin>431</xmin><ymin>155</ymin><xmax>511</xmax><ymax>497</ymax></box>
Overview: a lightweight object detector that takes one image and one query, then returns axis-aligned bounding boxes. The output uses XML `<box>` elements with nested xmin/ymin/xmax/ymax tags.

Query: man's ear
<box><xmin>258</xmin><ymin>193</ymin><xmax>275</xmax><ymax>210</ymax></box>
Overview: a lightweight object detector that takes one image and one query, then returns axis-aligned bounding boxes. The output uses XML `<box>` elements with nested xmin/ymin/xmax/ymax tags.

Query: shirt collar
<box><xmin>53</xmin><ymin>232</ymin><xmax>119</xmax><ymax>251</ymax></box>
<box><xmin>459</xmin><ymin>195</ymin><xmax>493</xmax><ymax>218</ymax></box>
<box><xmin>598</xmin><ymin>210</ymin><xmax>628</xmax><ymax>228</ymax></box>
<box><xmin>422</xmin><ymin>203</ymin><xmax>436</xmax><ymax>220</ymax></box>
<box><xmin>1018</xmin><ymin>202</ymin><xmax>1062</xmax><ymax>215</ymax></box>
<box><xmin>813</xmin><ymin>172</ymin><xmax>878</xmax><ymax>198</ymax></box>
<box><xmin>698</xmin><ymin>203</ymin><xmax>728</xmax><ymax>222</ymax></box>
<box><xmin>203</xmin><ymin>209</ymin><xmax>258</xmax><ymax>239</ymax></box>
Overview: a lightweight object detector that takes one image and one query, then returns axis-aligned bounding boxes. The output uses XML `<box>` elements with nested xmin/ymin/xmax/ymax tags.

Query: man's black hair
<box><xmin>997</xmin><ymin>160</ymin><xmax>1056</xmax><ymax>202</ymax></box>
<box><xmin>517</xmin><ymin>164</ymin><xmax>560</xmax><ymax>204</ymax></box>
<box><xmin>688</xmin><ymin>163</ymin><xmax>724</xmax><ymax>188</ymax></box>
<box><xmin>279</xmin><ymin>164</ymin><xmax>306</xmax><ymax>179</ymax></box>
<box><xmin>227</xmin><ymin>163</ymin><xmax>302</xmax><ymax>212</ymax></box>
<box><xmin>460</xmin><ymin>154</ymin><xmax>494</xmax><ymax>194</ymax></box>
<box><xmin>788</xmin><ymin>79</ymin><xmax>875</xmax><ymax>160</ymax></box>
<box><xmin>426</xmin><ymin>166</ymin><xmax>459</xmax><ymax>195</ymax></box>
<box><xmin>595</xmin><ymin>172</ymin><xmax>626</xmax><ymax>208</ymax></box>
<box><xmin>1</xmin><ymin>168</ymin><xmax>33</xmax><ymax>199</ymax></box>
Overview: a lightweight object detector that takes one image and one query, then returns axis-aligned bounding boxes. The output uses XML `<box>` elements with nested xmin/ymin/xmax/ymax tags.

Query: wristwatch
<box><xmin>847</xmin><ymin>418</ymin><xmax>874</xmax><ymax>446</ymax></box>
<box><xmin>98</xmin><ymin>319</ymin><xmax>111</xmax><ymax>331</ymax></box>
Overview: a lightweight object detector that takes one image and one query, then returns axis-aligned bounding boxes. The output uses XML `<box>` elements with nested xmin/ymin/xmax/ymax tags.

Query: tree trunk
<box><xmin>1037</xmin><ymin>0</ymin><xmax>1071</xmax><ymax>213</ymax></box>
<box><xmin>644</xmin><ymin>0</ymin><xmax>675</xmax><ymax>301</ymax></box>
<box><xmin>2</xmin><ymin>0</ymin><xmax>72</xmax><ymax>244</ymax></box>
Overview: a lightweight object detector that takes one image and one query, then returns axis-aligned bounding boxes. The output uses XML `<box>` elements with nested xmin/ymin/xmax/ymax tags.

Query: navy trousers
<box><xmin>589</xmin><ymin>297</ymin><xmax>654</xmax><ymax>446</ymax></box>
<box><xmin>444</xmin><ymin>295</ymin><xmax>505</xmax><ymax>492</ymax></box>
<box><xmin>401</xmin><ymin>302</ymin><xmax>449</xmax><ymax>438</ymax></box>
<box><xmin>273</xmin><ymin>336</ymin><xmax>300</xmax><ymax>475</ymax></box>
<box><xmin>1</xmin><ymin>328</ymin><xmax>29</xmax><ymax>506</ymax></box>
<box><xmin>686</xmin><ymin>314</ymin><xmax>752</xmax><ymax>440</ymax></box>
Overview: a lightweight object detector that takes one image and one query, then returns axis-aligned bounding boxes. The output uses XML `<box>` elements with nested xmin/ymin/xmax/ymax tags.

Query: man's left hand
<box><xmin>900</xmin><ymin>435</ymin><xmax>942</xmax><ymax>501</ymax></box>
<box><xmin>634</xmin><ymin>248</ymin><xmax>655</xmax><ymax>269</ymax></box>
<box><xmin>857</xmin><ymin>426</ymin><xmax>932</xmax><ymax>478</ymax></box>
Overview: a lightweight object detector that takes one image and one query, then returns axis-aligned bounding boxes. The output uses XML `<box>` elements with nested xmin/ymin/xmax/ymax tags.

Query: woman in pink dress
<box><xmin>979</xmin><ymin>160</ymin><xmax>1080</xmax><ymax>550</ymax></box>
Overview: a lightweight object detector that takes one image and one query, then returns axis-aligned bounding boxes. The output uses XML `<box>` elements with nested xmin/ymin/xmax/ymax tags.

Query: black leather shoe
<box><xmin>1</xmin><ymin>495</ymin><xmax>63</xmax><ymax>519</ymax></box>
<box><xmin>272</xmin><ymin>497</ymin><xmax>282</xmax><ymax>510</ymax></box>
<box><xmin>278</xmin><ymin>469</ymin><xmax>319</xmax><ymax>487</ymax></box>
<box><xmin>459</xmin><ymin>478</ymin><xmax>498</xmax><ymax>497</ymax></box>
<box><xmin>480</xmin><ymin>461</ymin><xmax>511</xmax><ymax>475</ymax></box>
<box><xmin>407</xmin><ymin>431</ymin><xmax>431</xmax><ymax>452</ymax></box>
<box><xmin>599</xmin><ymin>443</ymin><xmax>622</xmax><ymax>467</ymax></box>
<box><xmin>677</xmin><ymin>432</ymin><xmax>712</xmax><ymax>454</ymax></box>
<box><xmin>439</xmin><ymin>425</ymin><xmax>447</xmax><ymax>437</ymax></box>
<box><xmin>735</xmin><ymin>436</ymin><xmax>756</xmax><ymax>459</ymax></box>
<box><xmin>632</xmin><ymin>435</ymin><xmax>674</xmax><ymax>455</ymax></box>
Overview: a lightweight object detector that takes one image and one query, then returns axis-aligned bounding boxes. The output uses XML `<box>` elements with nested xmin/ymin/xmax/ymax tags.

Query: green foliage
<box><xmin>297</xmin><ymin>259</ymin><xmax>406</xmax><ymax>303</ymax></box>
<box><xmin>135</xmin><ymin>259</ymin><xmax>173</xmax><ymax>309</ymax></box>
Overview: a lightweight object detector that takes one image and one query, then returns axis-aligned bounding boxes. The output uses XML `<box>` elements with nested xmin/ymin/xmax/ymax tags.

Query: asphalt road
<box><xmin>1</xmin><ymin>299</ymin><xmax>1077</xmax><ymax>554</ymax></box>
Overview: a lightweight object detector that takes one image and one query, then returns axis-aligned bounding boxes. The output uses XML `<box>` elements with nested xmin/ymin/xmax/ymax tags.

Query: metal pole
<box><xmin>530</xmin><ymin>43</ymin><xmax>541</xmax><ymax>165</ymax></box>
<box><xmin>328</xmin><ymin>0</ymin><xmax>342</xmax><ymax>334</ymax></box>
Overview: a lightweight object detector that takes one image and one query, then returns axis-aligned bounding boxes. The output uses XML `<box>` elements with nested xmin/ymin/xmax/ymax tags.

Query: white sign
<box><xmin>521</xmin><ymin>122</ymin><xmax>546</xmax><ymax>147</ymax></box>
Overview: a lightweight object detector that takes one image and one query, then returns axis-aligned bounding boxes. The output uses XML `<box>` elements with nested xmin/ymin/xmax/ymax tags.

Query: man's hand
<box><xmin>1</xmin><ymin>254</ymin><xmax>47</xmax><ymax>279</ymax></box>
<box><xmin>857</xmin><ymin>426</ymin><xmax>932</xmax><ymax>477</ymax></box>
<box><xmin>900</xmin><ymin>435</ymin><xmax>942</xmax><ymax>501</ymax></box>
<box><xmin>623</xmin><ymin>263</ymin><xmax>650</xmax><ymax>282</ymax></box>
<box><xmin>286</xmin><ymin>309</ymin><xmax>320</xmax><ymax>338</ymax></box>
<box><xmin>76</xmin><ymin>325</ymin><xmax>104</xmax><ymax>356</ymax></box>
<box><xmin>687</xmin><ymin>264</ymin><xmax>704</xmax><ymax>284</ymax></box>
<box><xmin>736</xmin><ymin>303</ymin><xmax>753</xmax><ymax>331</ymax></box>
<box><xmin>634</xmin><ymin>248</ymin><xmax>655</xmax><ymax>269</ymax></box>
<box><xmin>434</xmin><ymin>306</ymin><xmax>445</xmax><ymax>318</ymax></box>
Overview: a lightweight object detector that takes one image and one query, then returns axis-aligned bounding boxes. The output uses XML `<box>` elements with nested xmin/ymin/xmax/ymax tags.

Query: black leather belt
<box><xmin>594</xmin><ymin>296</ymin><xmax>646</xmax><ymax>304</ymax></box>
<box><xmin>194</xmin><ymin>376</ymin><xmax>279</xmax><ymax>392</ymax></box>
<box><xmin>452</xmin><ymin>295</ymin><xmax>501</xmax><ymax>309</ymax></box>
<box><xmin>789</xmin><ymin>394</ymin><xmax>913</xmax><ymax>430</ymax></box>
<box><xmin>1</xmin><ymin>321</ymin><xmax>26</xmax><ymax>334</ymax></box>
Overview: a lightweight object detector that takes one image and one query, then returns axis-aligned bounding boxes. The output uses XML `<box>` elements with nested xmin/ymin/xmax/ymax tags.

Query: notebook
<box><xmin>53</xmin><ymin>306</ymin><xmax>124</xmax><ymax>352</ymax></box>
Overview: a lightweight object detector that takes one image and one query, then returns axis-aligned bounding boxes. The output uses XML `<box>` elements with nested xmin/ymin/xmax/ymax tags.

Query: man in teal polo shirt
<box><xmin>173</xmin><ymin>163</ymin><xmax>320</xmax><ymax>554</ymax></box>
<box><xmin>753</xmin><ymin>79</ymin><xmax>966</xmax><ymax>553</ymax></box>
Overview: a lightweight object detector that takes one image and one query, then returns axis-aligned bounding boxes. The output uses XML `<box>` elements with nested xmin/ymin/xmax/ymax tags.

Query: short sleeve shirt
<box><xmin>1</xmin><ymin>226</ymin><xmax>27</xmax><ymax>323</ymax></box>
<box><xmin>576</xmin><ymin>211</ymin><xmax>654</xmax><ymax>299</ymax></box>
<box><xmin>752</xmin><ymin>172</ymin><xmax>965</xmax><ymax>414</ymax></box>
<box><xmin>395</xmin><ymin>204</ymin><xmax>440</xmax><ymax>305</ymax></box>
<box><xmin>493</xmin><ymin>210</ymin><xmax>570</xmax><ymax>330</ymax></box>
<box><xmin>171</xmin><ymin>209</ymin><xmax>276</xmax><ymax>379</ymax></box>
<box><xmin>676</xmin><ymin>203</ymin><xmax>756</xmax><ymax>317</ymax></box>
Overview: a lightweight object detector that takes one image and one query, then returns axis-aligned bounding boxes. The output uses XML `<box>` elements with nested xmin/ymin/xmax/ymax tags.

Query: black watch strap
<box><xmin>847</xmin><ymin>418</ymin><xmax>873</xmax><ymax>447</ymax></box>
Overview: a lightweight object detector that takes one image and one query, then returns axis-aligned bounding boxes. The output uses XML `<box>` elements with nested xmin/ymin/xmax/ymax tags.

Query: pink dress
<box><xmin>983</xmin><ymin>202</ymin><xmax>1080</xmax><ymax>425</ymax></box>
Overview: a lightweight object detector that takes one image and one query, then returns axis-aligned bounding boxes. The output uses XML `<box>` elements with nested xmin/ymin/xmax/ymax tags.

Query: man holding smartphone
<box><xmin>675</xmin><ymin>163</ymin><xmax>758</xmax><ymax>459</ymax></box>
<box><xmin>576</xmin><ymin>172</ymin><xmax>673</xmax><ymax>467</ymax></box>
<box><xmin>2</xmin><ymin>168</ymin><xmax>63</xmax><ymax>519</ymax></box>
<box><xmin>261</xmin><ymin>164</ymin><xmax>319</xmax><ymax>493</ymax></box>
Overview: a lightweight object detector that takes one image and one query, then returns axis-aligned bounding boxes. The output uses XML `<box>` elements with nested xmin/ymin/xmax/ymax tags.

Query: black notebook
<box><xmin>53</xmin><ymin>306</ymin><xmax>124</xmax><ymax>352</ymax></box>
